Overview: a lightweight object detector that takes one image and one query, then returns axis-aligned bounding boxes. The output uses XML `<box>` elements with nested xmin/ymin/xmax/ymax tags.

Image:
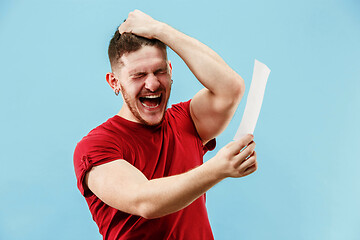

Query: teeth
<box><xmin>142</xmin><ymin>94</ymin><xmax>161</xmax><ymax>99</ymax></box>
<box><xmin>141</xmin><ymin>102</ymin><xmax>159</xmax><ymax>108</ymax></box>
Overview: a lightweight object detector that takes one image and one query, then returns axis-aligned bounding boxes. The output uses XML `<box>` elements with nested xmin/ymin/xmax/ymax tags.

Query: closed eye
<box><xmin>154</xmin><ymin>68</ymin><xmax>168</xmax><ymax>75</ymax></box>
<box><xmin>131</xmin><ymin>73</ymin><xmax>147</xmax><ymax>79</ymax></box>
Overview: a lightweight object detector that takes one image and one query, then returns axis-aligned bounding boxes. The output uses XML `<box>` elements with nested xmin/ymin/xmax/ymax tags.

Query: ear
<box><xmin>168</xmin><ymin>60</ymin><xmax>172</xmax><ymax>77</ymax></box>
<box><xmin>106</xmin><ymin>72</ymin><xmax>119</xmax><ymax>91</ymax></box>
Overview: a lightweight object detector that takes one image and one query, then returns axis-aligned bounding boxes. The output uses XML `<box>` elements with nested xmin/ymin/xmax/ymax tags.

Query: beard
<box><xmin>120</xmin><ymin>83</ymin><xmax>171</xmax><ymax>126</ymax></box>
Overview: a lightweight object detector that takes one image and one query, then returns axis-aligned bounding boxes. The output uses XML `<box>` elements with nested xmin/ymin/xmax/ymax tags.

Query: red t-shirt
<box><xmin>73</xmin><ymin>100</ymin><xmax>216</xmax><ymax>240</ymax></box>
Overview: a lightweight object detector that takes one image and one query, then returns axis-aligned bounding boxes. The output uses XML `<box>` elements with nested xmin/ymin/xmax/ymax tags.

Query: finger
<box><xmin>118</xmin><ymin>23</ymin><xmax>126</xmax><ymax>34</ymax></box>
<box><xmin>240</xmin><ymin>141</ymin><xmax>256</xmax><ymax>158</ymax></box>
<box><xmin>242</xmin><ymin>133</ymin><xmax>254</xmax><ymax>143</ymax></box>
<box><xmin>223</xmin><ymin>140</ymin><xmax>238</xmax><ymax>150</ymax></box>
<box><xmin>227</xmin><ymin>134</ymin><xmax>254</xmax><ymax>155</ymax></box>
<box><xmin>241</xmin><ymin>155</ymin><xmax>258</xmax><ymax>176</ymax></box>
<box><xmin>129</xmin><ymin>10</ymin><xmax>136</xmax><ymax>17</ymax></box>
<box><xmin>119</xmin><ymin>14</ymin><xmax>133</xmax><ymax>34</ymax></box>
<box><xmin>242</xmin><ymin>163</ymin><xmax>258</xmax><ymax>177</ymax></box>
<box><xmin>128</xmin><ymin>9</ymin><xmax>143</xmax><ymax>21</ymax></box>
<box><xmin>234</xmin><ymin>148</ymin><xmax>256</xmax><ymax>169</ymax></box>
<box><xmin>239</xmin><ymin>151</ymin><xmax>257</xmax><ymax>171</ymax></box>
<box><xmin>119</xmin><ymin>21</ymin><xmax>131</xmax><ymax>34</ymax></box>
<box><xmin>232</xmin><ymin>142</ymin><xmax>256</xmax><ymax>168</ymax></box>
<box><xmin>238</xmin><ymin>134</ymin><xmax>254</xmax><ymax>152</ymax></box>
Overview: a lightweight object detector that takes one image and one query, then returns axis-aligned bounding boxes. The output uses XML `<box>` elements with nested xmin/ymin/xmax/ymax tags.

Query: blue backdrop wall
<box><xmin>1</xmin><ymin>0</ymin><xmax>359</xmax><ymax>239</ymax></box>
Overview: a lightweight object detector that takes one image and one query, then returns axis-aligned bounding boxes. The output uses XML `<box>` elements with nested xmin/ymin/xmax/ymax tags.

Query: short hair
<box><xmin>108</xmin><ymin>29</ymin><xmax>167</xmax><ymax>71</ymax></box>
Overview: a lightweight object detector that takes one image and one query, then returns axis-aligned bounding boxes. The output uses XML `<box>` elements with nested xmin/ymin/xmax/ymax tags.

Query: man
<box><xmin>74</xmin><ymin>10</ymin><xmax>257</xmax><ymax>240</ymax></box>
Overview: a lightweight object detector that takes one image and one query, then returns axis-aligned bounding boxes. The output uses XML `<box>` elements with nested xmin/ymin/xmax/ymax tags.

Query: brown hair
<box><xmin>108</xmin><ymin>29</ymin><xmax>167</xmax><ymax>70</ymax></box>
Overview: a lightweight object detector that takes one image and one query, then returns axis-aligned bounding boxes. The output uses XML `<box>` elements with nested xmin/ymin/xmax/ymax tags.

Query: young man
<box><xmin>74</xmin><ymin>10</ymin><xmax>257</xmax><ymax>240</ymax></box>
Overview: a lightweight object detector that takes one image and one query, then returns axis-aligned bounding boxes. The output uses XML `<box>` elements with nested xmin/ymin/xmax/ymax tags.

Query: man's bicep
<box><xmin>85</xmin><ymin>159</ymin><xmax>148</xmax><ymax>215</ymax></box>
<box><xmin>190</xmin><ymin>88</ymin><xmax>242</xmax><ymax>143</ymax></box>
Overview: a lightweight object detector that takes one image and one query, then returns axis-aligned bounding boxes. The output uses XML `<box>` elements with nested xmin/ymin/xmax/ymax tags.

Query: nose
<box><xmin>144</xmin><ymin>73</ymin><xmax>160</xmax><ymax>92</ymax></box>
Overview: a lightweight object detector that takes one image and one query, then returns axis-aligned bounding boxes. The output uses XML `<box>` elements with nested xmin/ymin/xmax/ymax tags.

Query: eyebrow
<box><xmin>129</xmin><ymin>64</ymin><xmax>168</xmax><ymax>77</ymax></box>
<box><xmin>129</xmin><ymin>71</ymin><xmax>147</xmax><ymax>77</ymax></box>
<box><xmin>154</xmin><ymin>67</ymin><xmax>168</xmax><ymax>73</ymax></box>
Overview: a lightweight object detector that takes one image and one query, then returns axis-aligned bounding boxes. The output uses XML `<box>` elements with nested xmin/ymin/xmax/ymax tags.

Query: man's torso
<box><xmin>73</xmin><ymin>100</ymin><xmax>215</xmax><ymax>240</ymax></box>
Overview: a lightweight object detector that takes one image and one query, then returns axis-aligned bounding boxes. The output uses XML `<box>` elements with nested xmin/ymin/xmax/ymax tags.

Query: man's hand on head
<box><xmin>119</xmin><ymin>10</ymin><xmax>163</xmax><ymax>39</ymax></box>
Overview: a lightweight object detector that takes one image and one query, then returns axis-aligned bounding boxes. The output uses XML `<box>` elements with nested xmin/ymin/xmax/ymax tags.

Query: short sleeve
<box><xmin>169</xmin><ymin>100</ymin><xmax>216</xmax><ymax>154</ymax></box>
<box><xmin>73</xmin><ymin>134</ymin><xmax>123</xmax><ymax>197</ymax></box>
<box><xmin>203</xmin><ymin>138</ymin><xmax>216</xmax><ymax>154</ymax></box>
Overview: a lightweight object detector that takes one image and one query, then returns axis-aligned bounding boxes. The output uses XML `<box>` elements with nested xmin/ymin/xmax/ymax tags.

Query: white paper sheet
<box><xmin>233</xmin><ymin>59</ymin><xmax>271</xmax><ymax>140</ymax></box>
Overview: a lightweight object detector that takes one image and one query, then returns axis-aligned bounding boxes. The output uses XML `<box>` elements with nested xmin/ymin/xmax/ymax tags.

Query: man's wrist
<box><xmin>153</xmin><ymin>22</ymin><xmax>174</xmax><ymax>44</ymax></box>
<box><xmin>202</xmin><ymin>156</ymin><xmax>227</xmax><ymax>182</ymax></box>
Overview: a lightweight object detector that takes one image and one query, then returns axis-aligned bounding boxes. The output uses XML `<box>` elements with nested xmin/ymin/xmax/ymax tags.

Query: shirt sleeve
<box><xmin>169</xmin><ymin>100</ymin><xmax>216</xmax><ymax>154</ymax></box>
<box><xmin>73</xmin><ymin>134</ymin><xmax>123</xmax><ymax>197</ymax></box>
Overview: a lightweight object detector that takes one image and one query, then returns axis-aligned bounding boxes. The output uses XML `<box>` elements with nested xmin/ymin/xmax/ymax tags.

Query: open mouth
<box><xmin>139</xmin><ymin>93</ymin><xmax>162</xmax><ymax>109</ymax></box>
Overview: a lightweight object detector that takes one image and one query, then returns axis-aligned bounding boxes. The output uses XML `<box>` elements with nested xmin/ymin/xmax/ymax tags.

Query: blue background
<box><xmin>1</xmin><ymin>0</ymin><xmax>359</xmax><ymax>239</ymax></box>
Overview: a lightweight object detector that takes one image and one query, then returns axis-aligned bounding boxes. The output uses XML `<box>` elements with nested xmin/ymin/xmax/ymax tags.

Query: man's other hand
<box><xmin>209</xmin><ymin>134</ymin><xmax>258</xmax><ymax>179</ymax></box>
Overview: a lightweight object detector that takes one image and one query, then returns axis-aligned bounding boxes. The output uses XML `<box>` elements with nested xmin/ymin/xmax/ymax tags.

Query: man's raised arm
<box><xmin>119</xmin><ymin>10</ymin><xmax>245</xmax><ymax>143</ymax></box>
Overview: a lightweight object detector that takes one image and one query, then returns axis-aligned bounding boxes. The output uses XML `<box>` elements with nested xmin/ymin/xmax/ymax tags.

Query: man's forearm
<box><xmin>135</xmin><ymin>159</ymin><xmax>224</xmax><ymax>219</ymax></box>
<box><xmin>133</xmin><ymin>135</ymin><xmax>255</xmax><ymax>219</ymax></box>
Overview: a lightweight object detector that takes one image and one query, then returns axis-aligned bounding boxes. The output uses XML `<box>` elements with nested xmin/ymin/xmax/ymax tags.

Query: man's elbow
<box><xmin>221</xmin><ymin>76</ymin><xmax>244</xmax><ymax>106</ymax></box>
<box><xmin>232</xmin><ymin>76</ymin><xmax>245</xmax><ymax>101</ymax></box>
<box><xmin>136</xmin><ymin>202</ymin><xmax>167</xmax><ymax>219</ymax></box>
<box><xmin>137</xmin><ymin>203</ymin><xmax>157</xmax><ymax>219</ymax></box>
<box><xmin>214</xmin><ymin>76</ymin><xmax>244</xmax><ymax>113</ymax></box>
<box><xmin>129</xmin><ymin>185</ymin><xmax>171</xmax><ymax>219</ymax></box>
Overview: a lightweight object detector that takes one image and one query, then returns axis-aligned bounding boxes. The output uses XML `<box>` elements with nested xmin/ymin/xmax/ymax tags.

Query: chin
<box><xmin>144</xmin><ymin>118</ymin><xmax>164</xmax><ymax>126</ymax></box>
<box><xmin>139</xmin><ymin>110</ymin><xmax>166</xmax><ymax>126</ymax></box>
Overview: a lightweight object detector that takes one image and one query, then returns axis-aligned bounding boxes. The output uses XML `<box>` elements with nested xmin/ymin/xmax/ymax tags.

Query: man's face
<box><xmin>115</xmin><ymin>46</ymin><xmax>172</xmax><ymax>126</ymax></box>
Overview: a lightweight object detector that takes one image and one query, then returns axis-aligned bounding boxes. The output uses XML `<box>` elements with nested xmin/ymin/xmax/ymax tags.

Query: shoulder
<box><xmin>76</xmin><ymin>117</ymin><xmax>120</xmax><ymax>150</ymax></box>
<box><xmin>167</xmin><ymin>100</ymin><xmax>191</xmax><ymax>117</ymax></box>
<box><xmin>166</xmin><ymin>99</ymin><xmax>216</xmax><ymax>153</ymax></box>
<box><xmin>165</xmin><ymin>99</ymin><xmax>201</xmax><ymax>140</ymax></box>
<box><xmin>73</xmin><ymin>116</ymin><xmax>126</xmax><ymax>196</ymax></box>
<box><xmin>73</xmin><ymin>116</ymin><xmax>126</xmax><ymax>167</ymax></box>
<box><xmin>165</xmin><ymin>100</ymin><xmax>192</xmax><ymax>126</ymax></box>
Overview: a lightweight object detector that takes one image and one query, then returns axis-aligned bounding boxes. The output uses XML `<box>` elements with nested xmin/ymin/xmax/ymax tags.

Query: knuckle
<box><xmin>225</xmin><ymin>151</ymin><xmax>233</xmax><ymax>160</ymax></box>
<box><xmin>231</xmin><ymin>161</ymin><xmax>237</xmax><ymax>169</ymax></box>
